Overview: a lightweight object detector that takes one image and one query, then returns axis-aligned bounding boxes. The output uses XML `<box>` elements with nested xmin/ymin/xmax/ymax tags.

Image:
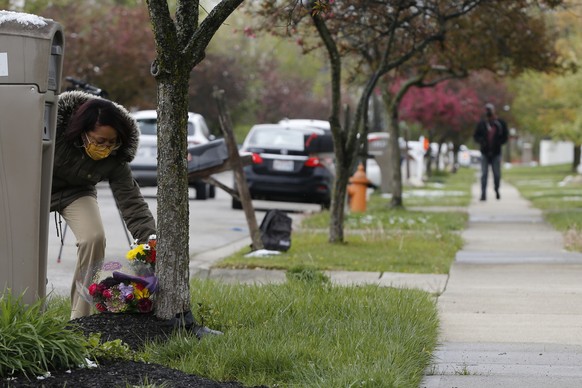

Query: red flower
<box><xmin>95</xmin><ymin>303</ymin><xmax>107</xmax><ymax>312</ymax></box>
<box><xmin>148</xmin><ymin>250</ymin><xmax>156</xmax><ymax>264</ymax></box>
<box><xmin>137</xmin><ymin>298</ymin><xmax>153</xmax><ymax>313</ymax></box>
<box><xmin>102</xmin><ymin>289</ymin><xmax>113</xmax><ymax>299</ymax></box>
<box><xmin>134</xmin><ymin>283</ymin><xmax>145</xmax><ymax>291</ymax></box>
<box><xmin>125</xmin><ymin>293</ymin><xmax>134</xmax><ymax>302</ymax></box>
<box><xmin>89</xmin><ymin>283</ymin><xmax>105</xmax><ymax>297</ymax></box>
<box><xmin>88</xmin><ymin>283</ymin><xmax>98</xmax><ymax>296</ymax></box>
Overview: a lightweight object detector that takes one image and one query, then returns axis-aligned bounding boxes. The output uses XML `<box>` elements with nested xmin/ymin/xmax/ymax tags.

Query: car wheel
<box><xmin>209</xmin><ymin>184</ymin><xmax>216</xmax><ymax>198</ymax></box>
<box><xmin>321</xmin><ymin>200</ymin><xmax>331</xmax><ymax>210</ymax></box>
<box><xmin>231</xmin><ymin>197</ymin><xmax>242</xmax><ymax>210</ymax></box>
<box><xmin>194</xmin><ymin>181</ymin><xmax>208</xmax><ymax>200</ymax></box>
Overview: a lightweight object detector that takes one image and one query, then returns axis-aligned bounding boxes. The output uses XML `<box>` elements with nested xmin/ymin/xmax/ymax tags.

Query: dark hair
<box><xmin>65</xmin><ymin>98</ymin><xmax>130</xmax><ymax>147</ymax></box>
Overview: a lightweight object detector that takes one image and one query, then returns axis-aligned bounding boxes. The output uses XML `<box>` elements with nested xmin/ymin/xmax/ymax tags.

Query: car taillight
<box><xmin>304</xmin><ymin>156</ymin><xmax>322</xmax><ymax>167</ymax></box>
<box><xmin>252</xmin><ymin>153</ymin><xmax>263</xmax><ymax>164</ymax></box>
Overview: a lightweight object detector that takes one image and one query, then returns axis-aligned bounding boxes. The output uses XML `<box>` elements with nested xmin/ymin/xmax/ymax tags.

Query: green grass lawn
<box><xmin>216</xmin><ymin>168</ymin><xmax>473</xmax><ymax>274</ymax></box>
<box><xmin>217</xmin><ymin>229</ymin><xmax>463</xmax><ymax>274</ymax></box>
<box><xmin>504</xmin><ymin>163</ymin><xmax>582</xmax><ymax>251</ymax></box>
<box><xmin>143</xmin><ymin>276</ymin><xmax>439</xmax><ymax>387</ymax></box>
<box><xmin>401</xmin><ymin>167</ymin><xmax>475</xmax><ymax>208</ymax></box>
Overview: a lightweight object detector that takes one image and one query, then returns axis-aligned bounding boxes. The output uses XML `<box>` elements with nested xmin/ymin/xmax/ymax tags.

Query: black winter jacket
<box><xmin>473</xmin><ymin>117</ymin><xmax>509</xmax><ymax>158</ymax></box>
<box><xmin>51</xmin><ymin>91</ymin><xmax>155</xmax><ymax>242</ymax></box>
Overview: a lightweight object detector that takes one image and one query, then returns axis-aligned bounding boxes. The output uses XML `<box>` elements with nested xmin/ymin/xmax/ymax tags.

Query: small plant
<box><xmin>0</xmin><ymin>291</ymin><xmax>88</xmax><ymax>378</ymax></box>
<box><xmin>454</xmin><ymin>363</ymin><xmax>476</xmax><ymax>376</ymax></box>
<box><xmin>193</xmin><ymin>300</ymin><xmax>222</xmax><ymax>330</ymax></box>
<box><xmin>286</xmin><ymin>266</ymin><xmax>330</xmax><ymax>284</ymax></box>
<box><xmin>85</xmin><ymin>333</ymin><xmax>133</xmax><ymax>361</ymax></box>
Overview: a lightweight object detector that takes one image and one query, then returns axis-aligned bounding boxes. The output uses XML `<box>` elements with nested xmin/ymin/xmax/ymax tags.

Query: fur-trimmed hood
<box><xmin>57</xmin><ymin>90</ymin><xmax>140</xmax><ymax>162</ymax></box>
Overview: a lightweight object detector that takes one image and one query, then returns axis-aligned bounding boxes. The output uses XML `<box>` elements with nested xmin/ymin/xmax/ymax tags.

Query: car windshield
<box><xmin>137</xmin><ymin>119</ymin><xmax>195</xmax><ymax>136</ymax></box>
<box><xmin>247</xmin><ymin>128</ymin><xmax>305</xmax><ymax>151</ymax></box>
<box><xmin>137</xmin><ymin>119</ymin><xmax>157</xmax><ymax>136</ymax></box>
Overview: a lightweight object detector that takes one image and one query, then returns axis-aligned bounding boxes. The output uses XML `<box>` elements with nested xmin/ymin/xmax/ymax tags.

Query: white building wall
<box><xmin>539</xmin><ymin>140</ymin><xmax>575</xmax><ymax>166</ymax></box>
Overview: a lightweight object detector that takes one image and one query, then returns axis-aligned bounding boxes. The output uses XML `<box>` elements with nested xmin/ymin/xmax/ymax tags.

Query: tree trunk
<box><xmin>155</xmin><ymin>74</ymin><xmax>192</xmax><ymax>320</ymax></box>
<box><xmin>388</xmin><ymin>106</ymin><xmax>403</xmax><ymax>208</ymax></box>
<box><xmin>311</xmin><ymin>14</ymin><xmax>354</xmax><ymax>244</ymax></box>
<box><xmin>145</xmin><ymin>0</ymin><xmax>244</xmax><ymax>322</ymax></box>
<box><xmin>573</xmin><ymin>143</ymin><xmax>581</xmax><ymax>173</ymax></box>
<box><xmin>329</xmin><ymin>162</ymin><xmax>349</xmax><ymax>243</ymax></box>
<box><xmin>435</xmin><ymin>142</ymin><xmax>442</xmax><ymax>172</ymax></box>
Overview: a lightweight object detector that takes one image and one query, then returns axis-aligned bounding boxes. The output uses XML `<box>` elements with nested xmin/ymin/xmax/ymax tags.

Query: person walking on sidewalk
<box><xmin>473</xmin><ymin>103</ymin><xmax>509</xmax><ymax>201</ymax></box>
<box><xmin>51</xmin><ymin>90</ymin><xmax>156</xmax><ymax>319</ymax></box>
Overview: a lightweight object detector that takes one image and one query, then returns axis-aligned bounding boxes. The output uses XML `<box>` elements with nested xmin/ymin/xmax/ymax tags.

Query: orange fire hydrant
<box><xmin>347</xmin><ymin>163</ymin><xmax>369</xmax><ymax>213</ymax></box>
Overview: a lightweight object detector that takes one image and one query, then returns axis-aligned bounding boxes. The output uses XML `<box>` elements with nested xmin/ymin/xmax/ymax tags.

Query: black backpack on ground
<box><xmin>259</xmin><ymin>209</ymin><xmax>292</xmax><ymax>251</ymax></box>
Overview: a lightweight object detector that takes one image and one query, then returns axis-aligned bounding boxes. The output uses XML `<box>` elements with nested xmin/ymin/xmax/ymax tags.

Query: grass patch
<box><xmin>504</xmin><ymin>163</ymin><xmax>582</xmax><ymax>251</ymax></box>
<box><xmin>142</xmin><ymin>277</ymin><xmax>439</xmax><ymax>388</ymax></box>
<box><xmin>217</xmin><ymin>169</ymin><xmax>470</xmax><ymax>274</ymax></box>
<box><xmin>401</xmin><ymin>167</ymin><xmax>475</xmax><ymax>207</ymax></box>
<box><xmin>216</xmin><ymin>230</ymin><xmax>462</xmax><ymax>274</ymax></box>
<box><xmin>301</xmin><ymin>207</ymin><xmax>467</xmax><ymax>232</ymax></box>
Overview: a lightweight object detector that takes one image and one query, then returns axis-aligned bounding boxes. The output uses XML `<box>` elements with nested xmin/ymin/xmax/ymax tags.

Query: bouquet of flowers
<box><xmin>126</xmin><ymin>235</ymin><xmax>157</xmax><ymax>270</ymax></box>
<box><xmin>80</xmin><ymin>235</ymin><xmax>158</xmax><ymax>314</ymax></box>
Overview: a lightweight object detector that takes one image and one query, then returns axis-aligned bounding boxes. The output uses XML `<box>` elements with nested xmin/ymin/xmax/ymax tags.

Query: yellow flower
<box><xmin>133</xmin><ymin>285</ymin><xmax>150</xmax><ymax>300</ymax></box>
<box><xmin>126</xmin><ymin>245</ymin><xmax>145</xmax><ymax>261</ymax></box>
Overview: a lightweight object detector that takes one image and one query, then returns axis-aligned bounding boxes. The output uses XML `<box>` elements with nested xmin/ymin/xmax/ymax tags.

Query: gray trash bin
<box><xmin>0</xmin><ymin>11</ymin><xmax>64</xmax><ymax>304</ymax></box>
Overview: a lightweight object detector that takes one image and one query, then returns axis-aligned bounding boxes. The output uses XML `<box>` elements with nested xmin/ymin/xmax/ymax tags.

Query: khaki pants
<box><xmin>60</xmin><ymin>196</ymin><xmax>106</xmax><ymax>319</ymax></box>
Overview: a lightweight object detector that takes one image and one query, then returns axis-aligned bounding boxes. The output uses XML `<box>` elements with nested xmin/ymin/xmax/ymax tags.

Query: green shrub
<box><xmin>0</xmin><ymin>291</ymin><xmax>88</xmax><ymax>378</ymax></box>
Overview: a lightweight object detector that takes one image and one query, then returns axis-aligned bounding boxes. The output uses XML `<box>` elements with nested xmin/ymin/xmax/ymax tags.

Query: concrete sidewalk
<box><xmin>421</xmin><ymin>180</ymin><xmax>582</xmax><ymax>387</ymax></box>
<box><xmin>189</xmin><ymin>237</ymin><xmax>449</xmax><ymax>294</ymax></box>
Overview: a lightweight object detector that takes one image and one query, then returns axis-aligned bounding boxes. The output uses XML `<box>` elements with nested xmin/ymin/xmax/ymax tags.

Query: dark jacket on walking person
<box><xmin>474</xmin><ymin>105</ymin><xmax>509</xmax><ymax>159</ymax></box>
<box><xmin>473</xmin><ymin>103</ymin><xmax>509</xmax><ymax>201</ymax></box>
<box><xmin>51</xmin><ymin>90</ymin><xmax>156</xmax><ymax>319</ymax></box>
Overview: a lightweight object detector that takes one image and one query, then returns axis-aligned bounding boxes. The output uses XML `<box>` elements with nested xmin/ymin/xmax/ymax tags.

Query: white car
<box><xmin>278</xmin><ymin>118</ymin><xmax>331</xmax><ymax>131</ymax></box>
<box><xmin>457</xmin><ymin>145</ymin><xmax>481</xmax><ymax>167</ymax></box>
<box><xmin>129</xmin><ymin>110</ymin><xmax>215</xmax><ymax>199</ymax></box>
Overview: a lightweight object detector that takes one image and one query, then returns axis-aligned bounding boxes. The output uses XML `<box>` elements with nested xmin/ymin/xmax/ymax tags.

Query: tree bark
<box><xmin>146</xmin><ymin>0</ymin><xmax>244</xmax><ymax>321</ymax></box>
<box><xmin>155</xmin><ymin>73</ymin><xmax>192</xmax><ymax>320</ymax></box>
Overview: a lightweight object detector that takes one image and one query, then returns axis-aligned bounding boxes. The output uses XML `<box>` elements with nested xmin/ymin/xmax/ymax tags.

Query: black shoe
<box><xmin>480</xmin><ymin>194</ymin><xmax>486</xmax><ymax>201</ymax></box>
<box><xmin>495</xmin><ymin>190</ymin><xmax>500</xmax><ymax>200</ymax></box>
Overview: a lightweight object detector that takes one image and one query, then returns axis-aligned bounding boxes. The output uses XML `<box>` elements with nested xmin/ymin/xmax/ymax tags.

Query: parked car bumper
<box><xmin>243</xmin><ymin>166</ymin><xmax>332</xmax><ymax>204</ymax></box>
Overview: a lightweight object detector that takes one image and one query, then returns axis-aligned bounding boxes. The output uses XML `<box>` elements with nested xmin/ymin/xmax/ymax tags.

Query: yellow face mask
<box><xmin>84</xmin><ymin>143</ymin><xmax>113</xmax><ymax>160</ymax></box>
<box><xmin>83</xmin><ymin>133</ymin><xmax>115</xmax><ymax>160</ymax></box>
